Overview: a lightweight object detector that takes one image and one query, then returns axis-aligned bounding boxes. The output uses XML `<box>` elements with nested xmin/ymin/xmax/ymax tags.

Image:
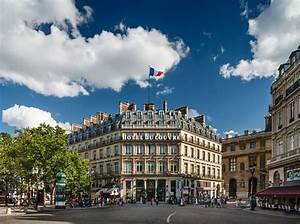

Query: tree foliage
<box><xmin>0</xmin><ymin>124</ymin><xmax>90</xmax><ymax>199</ymax></box>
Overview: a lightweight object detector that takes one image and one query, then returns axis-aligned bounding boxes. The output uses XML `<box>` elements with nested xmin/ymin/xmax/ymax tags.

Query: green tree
<box><xmin>6</xmin><ymin>124</ymin><xmax>90</xmax><ymax>206</ymax></box>
<box><xmin>0</xmin><ymin>132</ymin><xmax>15</xmax><ymax>206</ymax></box>
<box><xmin>64</xmin><ymin>150</ymin><xmax>90</xmax><ymax>196</ymax></box>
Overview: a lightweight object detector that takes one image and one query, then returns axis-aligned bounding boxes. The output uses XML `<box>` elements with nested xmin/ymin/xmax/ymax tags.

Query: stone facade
<box><xmin>222</xmin><ymin>126</ymin><xmax>272</xmax><ymax>199</ymax></box>
<box><xmin>67</xmin><ymin>101</ymin><xmax>222</xmax><ymax>202</ymax></box>
<box><xmin>268</xmin><ymin>46</ymin><xmax>300</xmax><ymax>187</ymax></box>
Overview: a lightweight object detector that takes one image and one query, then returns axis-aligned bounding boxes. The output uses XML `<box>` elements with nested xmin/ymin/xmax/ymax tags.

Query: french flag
<box><xmin>149</xmin><ymin>67</ymin><xmax>164</xmax><ymax>77</ymax></box>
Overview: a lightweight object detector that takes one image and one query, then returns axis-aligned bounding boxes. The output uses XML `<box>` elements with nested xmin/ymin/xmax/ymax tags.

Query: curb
<box><xmin>242</xmin><ymin>208</ymin><xmax>300</xmax><ymax>219</ymax></box>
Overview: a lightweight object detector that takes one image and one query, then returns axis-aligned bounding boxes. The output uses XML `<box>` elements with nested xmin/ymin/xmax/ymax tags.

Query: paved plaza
<box><xmin>2</xmin><ymin>204</ymin><xmax>300</xmax><ymax>224</ymax></box>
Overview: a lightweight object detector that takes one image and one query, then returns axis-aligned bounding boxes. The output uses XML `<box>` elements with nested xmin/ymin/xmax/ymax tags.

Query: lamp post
<box><xmin>249</xmin><ymin>162</ymin><xmax>256</xmax><ymax>210</ymax></box>
<box><xmin>89</xmin><ymin>168</ymin><xmax>95</xmax><ymax>205</ymax></box>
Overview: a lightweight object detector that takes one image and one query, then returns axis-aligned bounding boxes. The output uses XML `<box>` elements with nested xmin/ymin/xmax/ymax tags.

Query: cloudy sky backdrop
<box><xmin>1</xmin><ymin>0</ymin><xmax>300</xmax><ymax>136</ymax></box>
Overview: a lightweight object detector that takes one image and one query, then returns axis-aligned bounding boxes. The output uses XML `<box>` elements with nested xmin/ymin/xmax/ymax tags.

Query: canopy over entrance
<box><xmin>256</xmin><ymin>186</ymin><xmax>300</xmax><ymax>198</ymax></box>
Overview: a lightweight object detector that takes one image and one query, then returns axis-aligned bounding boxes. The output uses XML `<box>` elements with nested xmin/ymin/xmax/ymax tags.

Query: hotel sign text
<box><xmin>122</xmin><ymin>133</ymin><xmax>181</xmax><ymax>141</ymax></box>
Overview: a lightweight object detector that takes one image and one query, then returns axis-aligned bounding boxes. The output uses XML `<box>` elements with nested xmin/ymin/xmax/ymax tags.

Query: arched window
<box><xmin>229</xmin><ymin>178</ymin><xmax>237</xmax><ymax>197</ymax></box>
<box><xmin>273</xmin><ymin>171</ymin><xmax>280</xmax><ymax>185</ymax></box>
<box><xmin>240</xmin><ymin>162</ymin><xmax>245</xmax><ymax>171</ymax></box>
<box><xmin>240</xmin><ymin>179</ymin><xmax>245</xmax><ymax>188</ymax></box>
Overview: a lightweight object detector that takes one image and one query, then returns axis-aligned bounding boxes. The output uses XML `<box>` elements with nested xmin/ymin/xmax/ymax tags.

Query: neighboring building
<box><xmin>222</xmin><ymin>116</ymin><xmax>272</xmax><ymax>199</ymax></box>
<box><xmin>267</xmin><ymin>46</ymin><xmax>300</xmax><ymax>189</ymax></box>
<box><xmin>67</xmin><ymin>101</ymin><xmax>222</xmax><ymax>202</ymax></box>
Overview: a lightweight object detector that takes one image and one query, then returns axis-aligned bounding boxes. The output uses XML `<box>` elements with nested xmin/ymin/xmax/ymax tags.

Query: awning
<box><xmin>96</xmin><ymin>187</ymin><xmax>119</xmax><ymax>196</ymax></box>
<box><xmin>256</xmin><ymin>186</ymin><xmax>300</xmax><ymax>198</ymax></box>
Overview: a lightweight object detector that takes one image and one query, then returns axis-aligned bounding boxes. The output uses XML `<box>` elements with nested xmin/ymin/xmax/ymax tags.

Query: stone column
<box><xmin>133</xmin><ymin>178</ymin><xmax>136</xmax><ymax>201</ymax></box>
<box><xmin>166</xmin><ymin>179</ymin><xmax>171</xmax><ymax>203</ymax></box>
<box><xmin>121</xmin><ymin>179</ymin><xmax>126</xmax><ymax>200</ymax></box>
<box><xmin>144</xmin><ymin>179</ymin><xmax>147</xmax><ymax>201</ymax></box>
<box><xmin>155</xmin><ymin>179</ymin><xmax>158</xmax><ymax>198</ymax></box>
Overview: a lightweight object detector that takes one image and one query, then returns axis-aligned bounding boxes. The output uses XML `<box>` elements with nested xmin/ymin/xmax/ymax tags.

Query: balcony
<box><xmin>270</xmin><ymin>148</ymin><xmax>300</xmax><ymax>163</ymax></box>
<box><xmin>286</xmin><ymin>79</ymin><xmax>300</xmax><ymax>96</ymax></box>
<box><xmin>274</xmin><ymin>94</ymin><xmax>283</xmax><ymax>105</ymax></box>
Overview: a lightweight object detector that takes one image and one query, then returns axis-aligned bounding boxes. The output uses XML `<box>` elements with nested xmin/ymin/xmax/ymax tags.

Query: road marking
<box><xmin>166</xmin><ymin>211</ymin><xmax>176</xmax><ymax>224</ymax></box>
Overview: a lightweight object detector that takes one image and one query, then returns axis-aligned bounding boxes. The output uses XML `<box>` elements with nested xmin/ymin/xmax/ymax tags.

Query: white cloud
<box><xmin>0</xmin><ymin>0</ymin><xmax>189</xmax><ymax>97</ymax></box>
<box><xmin>220</xmin><ymin>45</ymin><xmax>225</xmax><ymax>54</ymax></box>
<box><xmin>240</xmin><ymin>0</ymin><xmax>249</xmax><ymax>19</ymax></box>
<box><xmin>224</xmin><ymin>130</ymin><xmax>238</xmax><ymax>138</ymax></box>
<box><xmin>2</xmin><ymin>104</ymin><xmax>71</xmax><ymax>131</ymax></box>
<box><xmin>188</xmin><ymin>108</ymin><xmax>200</xmax><ymax>118</ymax></box>
<box><xmin>156</xmin><ymin>86</ymin><xmax>174</xmax><ymax>96</ymax></box>
<box><xmin>114</xmin><ymin>22</ymin><xmax>126</xmax><ymax>32</ymax></box>
<box><xmin>212</xmin><ymin>45</ymin><xmax>225</xmax><ymax>62</ymax></box>
<box><xmin>220</xmin><ymin>0</ymin><xmax>300</xmax><ymax>80</ymax></box>
<box><xmin>206</xmin><ymin>115</ymin><xmax>213</xmax><ymax>122</ymax></box>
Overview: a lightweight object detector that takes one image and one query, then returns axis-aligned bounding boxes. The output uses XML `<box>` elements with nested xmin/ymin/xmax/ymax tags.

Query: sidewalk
<box><xmin>243</xmin><ymin>207</ymin><xmax>300</xmax><ymax>219</ymax></box>
<box><xmin>0</xmin><ymin>204</ymin><xmax>110</xmax><ymax>216</ymax></box>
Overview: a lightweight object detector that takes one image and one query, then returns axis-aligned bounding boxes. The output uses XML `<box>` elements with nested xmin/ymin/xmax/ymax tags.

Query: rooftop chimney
<box><xmin>175</xmin><ymin>106</ymin><xmax>188</xmax><ymax>116</ymax></box>
<box><xmin>194</xmin><ymin>115</ymin><xmax>205</xmax><ymax>124</ymax></box>
<box><xmin>128</xmin><ymin>103</ymin><xmax>137</xmax><ymax>111</ymax></box>
<box><xmin>244</xmin><ymin>130</ymin><xmax>249</xmax><ymax>135</ymax></box>
<box><xmin>83</xmin><ymin>118</ymin><xmax>91</xmax><ymax>126</ymax></box>
<box><xmin>95</xmin><ymin>112</ymin><xmax>108</xmax><ymax>121</ymax></box>
<box><xmin>71</xmin><ymin>124</ymin><xmax>82</xmax><ymax>132</ymax></box>
<box><xmin>144</xmin><ymin>103</ymin><xmax>155</xmax><ymax>111</ymax></box>
<box><xmin>163</xmin><ymin>100</ymin><xmax>168</xmax><ymax>112</ymax></box>
<box><xmin>119</xmin><ymin>101</ymin><xmax>130</xmax><ymax>113</ymax></box>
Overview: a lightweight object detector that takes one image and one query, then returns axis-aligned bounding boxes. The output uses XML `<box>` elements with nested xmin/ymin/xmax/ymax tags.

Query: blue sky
<box><xmin>1</xmin><ymin>0</ymin><xmax>299</xmax><ymax>136</ymax></box>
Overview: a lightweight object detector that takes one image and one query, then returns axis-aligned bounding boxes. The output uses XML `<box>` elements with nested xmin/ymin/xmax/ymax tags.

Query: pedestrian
<box><xmin>217</xmin><ymin>197</ymin><xmax>221</xmax><ymax>208</ymax></box>
<box><xmin>156</xmin><ymin>197</ymin><xmax>159</xmax><ymax>206</ymax></box>
<box><xmin>220</xmin><ymin>196</ymin><xmax>224</xmax><ymax>208</ymax></box>
<box><xmin>211</xmin><ymin>197</ymin><xmax>216</xmax><ymax>207</ymax></box>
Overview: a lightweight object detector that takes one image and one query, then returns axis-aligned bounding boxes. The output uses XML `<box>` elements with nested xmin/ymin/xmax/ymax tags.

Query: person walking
<box><xmin>217</xmin><ymin>197</ymin><xmax>221</xmax><ymax>208</ymax></box>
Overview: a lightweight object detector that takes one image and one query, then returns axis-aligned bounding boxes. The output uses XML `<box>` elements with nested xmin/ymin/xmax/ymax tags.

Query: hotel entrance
<box><xmin>136</xmin><ymin>180</ymin><xmax>145</xmax><ymax>202</ymax></box>
<box><xmin>157</xmin><ymin>180</ymin><xmax>166</xmax><ymax>201</ymax></box>
<box><xmin>146</xmin><ymin>180</ymin><xmax>155</xmax><ymax>201</ymax></box>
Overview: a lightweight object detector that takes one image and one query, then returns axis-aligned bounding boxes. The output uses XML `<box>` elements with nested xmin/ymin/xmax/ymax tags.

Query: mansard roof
<box><xmin>68</xmin><ymin>105</ymin><xmax>220</xmax><ymax>144</ymax></box>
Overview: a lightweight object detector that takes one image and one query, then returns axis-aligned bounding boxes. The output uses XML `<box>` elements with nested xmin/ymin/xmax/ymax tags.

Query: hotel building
<box><xmin>67</xmin><ymin>101</ymin><xmax>222</xmax><ymax>202</ymax></box>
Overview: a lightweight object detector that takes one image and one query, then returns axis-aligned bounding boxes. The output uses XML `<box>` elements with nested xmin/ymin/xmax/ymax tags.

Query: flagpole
<box><xmin>148</xmin><ymin>66</ymin><xmax>150</xmax><ymax>103</ymax></box>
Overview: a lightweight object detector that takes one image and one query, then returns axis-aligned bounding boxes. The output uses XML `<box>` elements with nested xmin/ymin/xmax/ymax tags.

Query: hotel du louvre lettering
<box><xmin>122</xmin><ymin>132</ymin><xmax>181</xmax><ymax>141</ymax></box>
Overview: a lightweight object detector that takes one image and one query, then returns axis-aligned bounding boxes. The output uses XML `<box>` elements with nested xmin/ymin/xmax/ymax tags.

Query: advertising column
<box><xmin>55</xmin><ymin>171</ymin><xmax>66</xmax><ymax>209</ymax></box>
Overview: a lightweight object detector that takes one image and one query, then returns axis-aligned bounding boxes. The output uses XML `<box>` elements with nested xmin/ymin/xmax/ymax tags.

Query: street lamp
<box><xmin>249</xmin><ymin>162</ymin><xmax>256</xmax><ymax>210</ymax></box>
<box><xmin>89</xmin><ymin>168</ymin><xmax>95</xmax><ymax>203</ymax></box>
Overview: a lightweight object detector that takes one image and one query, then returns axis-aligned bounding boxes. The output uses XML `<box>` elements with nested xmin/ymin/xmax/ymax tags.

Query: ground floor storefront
<box><xmin>256</xmin><ymin>185</ymin><xmax>300</xmax><ymax>213</ymax></box>
<box><xmin>120</xmin><ymin>177</ymin><xmax>222</xmax><ymax>203</ymax></box>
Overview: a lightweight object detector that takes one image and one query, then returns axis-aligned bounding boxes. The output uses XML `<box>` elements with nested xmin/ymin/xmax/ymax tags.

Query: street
<box><xmin>2</xmin><ymin>204</ymin><xmax>300</xmax><ymax>224</ymax></box>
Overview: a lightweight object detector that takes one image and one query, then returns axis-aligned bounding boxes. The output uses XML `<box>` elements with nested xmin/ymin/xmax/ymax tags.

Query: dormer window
<box><xmin>137</xmin><ymin>111</ymin><xmax>142</xmax><ymax>119</ymax></box>
<box><xmin>159</xmin><ymin>111</ymin><xmax>164</xmax><ymax>119</ymax></box>
<box><xmin>148</xmin><ymin>111</ymin><xmax>153</xmax><ymax>119</ymax></box>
